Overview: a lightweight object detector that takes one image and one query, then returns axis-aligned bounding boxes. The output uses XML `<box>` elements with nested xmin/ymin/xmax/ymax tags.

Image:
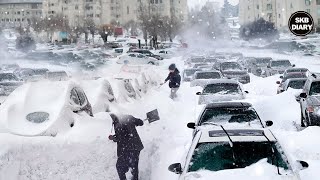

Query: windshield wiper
<box><xmin>202</xmin><ymin>122</ymin><xmax>234</xmax><ymax>147</ymax></box>
<box><xmin>262</xmin><ymin>132</ymin><xmax>281</xmax><ymax>175</ymax></box>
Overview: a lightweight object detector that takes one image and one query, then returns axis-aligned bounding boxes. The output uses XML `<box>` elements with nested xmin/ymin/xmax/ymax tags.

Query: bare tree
<box><xmin>99</xmin><ymin>24</ymin><xmax>114</xmax><ymax>43</ymax></box>
<box><xmin>84</xmin><ymin>18</ymin><xmax>96</xmax><ymax>43</ymax></box>
<box><xmin>123</xmin><ymin>20</ymin><xmax>138</xmax><ymax>36</ymax></box>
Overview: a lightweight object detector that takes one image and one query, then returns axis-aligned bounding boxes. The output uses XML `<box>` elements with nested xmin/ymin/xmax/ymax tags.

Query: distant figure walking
<box><xmin>161</xmin><ymin>64</ymin><xmax>181</xmax><ymax>99</ymax></box>
<box><xmin>109</xmin><ymin>113</ymin><xmax>144</xmax><ymax>180</ymax></box>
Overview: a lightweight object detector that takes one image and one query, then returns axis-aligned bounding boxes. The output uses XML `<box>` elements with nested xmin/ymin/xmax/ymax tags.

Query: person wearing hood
<box><xmin>161</xmin><ymin>63</ymin><xmax>181</xmax><ymax>99</ymax></box>
<box><xmin>109</xmin><ymin>113</ymin><xmax>144</xmax><ymax>180</ymax></box>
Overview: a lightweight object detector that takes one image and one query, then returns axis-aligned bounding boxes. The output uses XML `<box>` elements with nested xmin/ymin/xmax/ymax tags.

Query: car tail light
<box><xmin>307</xmin><ymin>106</ymin><xmax>314</xmax><ymax>113</ymax></box>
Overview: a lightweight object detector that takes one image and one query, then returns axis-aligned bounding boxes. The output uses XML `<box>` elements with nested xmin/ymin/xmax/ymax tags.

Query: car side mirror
<box><xmin>196</xmin><ymin>92</ymin><xmax>202</xmax><ymax>95</ymax></box>
<box><xmin>265</xmin><ymin>120</ymin><xmax>273</xmax><ymax>127</ymax></box>
<box><xmin>187</xmin><ymin>122</ymin><xmax>196</xmax><ymax>129</ymax></box>
<box><xmin>296</xmin><ymin>160</ymin><xmax>309</xmax><ymax>170</ymax></box>
<box><xmin>292</xmin><ymin>64</ymin><xmax>296</xmax><ymax>67</ymax></box>
<box><xmin>276</xmin><ymin>81</ymin><xmax>281</xmax><ymax>84</ymax></box>
<box><xmin>280</xmin><ymin>76</ymin><xmax>283</xmax><ymax>79</ymax></box>
<box><xmin>300</xmin><ymin>93</ymin><xmax>307</xmax><ymax>98</ymax></box>
<box><xmin>168</xmin><ymin>163</ymin><xmax>182</xmax><ymax>174</ymax></box>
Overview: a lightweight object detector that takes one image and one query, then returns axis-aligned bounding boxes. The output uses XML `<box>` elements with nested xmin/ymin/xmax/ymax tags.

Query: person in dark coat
<box><xmin>161</xmin><ymin>63</ymin><xmax>181</xmax><ymax>99</ymax></box>
<box><xmin>109</xmin><ymin>113</ymin><xmax>144</xmax><ymax>180</ymax></box>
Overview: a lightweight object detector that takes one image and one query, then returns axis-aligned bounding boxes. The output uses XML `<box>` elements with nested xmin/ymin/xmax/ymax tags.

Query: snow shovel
<box><xmin>145</xmin><ymin>109</ymin><xmax>160</xmax><ymax>123</ymax></box>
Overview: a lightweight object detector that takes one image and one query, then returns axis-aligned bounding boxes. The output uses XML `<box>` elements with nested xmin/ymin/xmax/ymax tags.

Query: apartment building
<box><xmin>42</xmin><ymin>0</ymin><xmax>188</xmax><ymax>27</ymax></box>
<box><xmin>0</xmin><ymin>0</ymin><xmax>43</xmax><ymax>28</ymax></box>
<box><xmin>239</xmin><ymin>0</ymin><xmax>320</xmax><ymax>30</ymax></box>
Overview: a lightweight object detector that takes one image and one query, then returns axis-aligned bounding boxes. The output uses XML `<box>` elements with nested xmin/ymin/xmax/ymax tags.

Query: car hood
<box><xmin>309</xmin><ymin>96</ymin><xmax>320</xmax><ymax>106</ymax></box>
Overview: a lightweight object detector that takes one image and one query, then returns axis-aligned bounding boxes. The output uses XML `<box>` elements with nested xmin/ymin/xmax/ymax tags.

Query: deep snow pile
<box><xmin>1</xmin><ymin>47</ymin><xmax>320</xmax><ymax>180</ymax></box>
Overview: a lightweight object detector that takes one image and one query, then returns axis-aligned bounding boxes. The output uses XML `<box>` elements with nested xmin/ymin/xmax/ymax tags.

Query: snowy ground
<box><xmin>1</xmin><ymin>44</ymin><xmax>320</xmax><ymax>180</ymax></box>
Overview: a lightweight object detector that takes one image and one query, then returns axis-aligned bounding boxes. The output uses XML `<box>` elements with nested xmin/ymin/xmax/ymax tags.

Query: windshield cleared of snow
<box><xmin>203</xmin><ymin>83</ymin><xmax>240</xmax><ymax>94</ymax></box>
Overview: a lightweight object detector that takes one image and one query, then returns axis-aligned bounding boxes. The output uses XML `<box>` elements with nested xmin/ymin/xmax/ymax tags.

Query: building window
<box><xmin>306</xmin><ymin>9</ymin><xmax>311</xmax><ymax>13</ymax></box>
<box><xmin>86</xmin><ymin>0</ymin><xmax>93</xmax><ymax>2</ymax></box>
<box><xmin>248</xmin><ymin>6</ymin><xmax>250</xmax><ymax>10</ymax></box>
<box><xmin>279</xmin><ymin>14</ymin><xmax>280</xmax><ymax>18</ymax></box>
<box><xmin>317</xmin><ymin>0</ymin><xmax>320</xmax><ymax>5</ymax></box>
<box><xmin>290</xmin><ymin>3</ymin><xmax>293</xmax><ymax>8</ymax></box>
<box><xmin>305</xmin><ymin>0</ymin><xmax>311</xmax><ymax>6</ymax></box>
<box><xmin>318</xmin><ymin>8</ymin><xmax>320</xmax><ymax>16</ymax></box>
<box><xmin>267</xmin><ymin>4</ymin><xmax>272</xmax><ymax>10</ymax></box>
<box><xmin>96</xmin><ymin>14</ymin><xmax>100</xmax><ymax>17</ymax></box>
<box><xmin>31</xmin><ymin>4</ymin><xmax>38</xmax><ymax>9</ymax></box>
<box><xmin>75</xmin><ymin>5</ymin><xmax>78</xmax><ymax>10</ymax></box>
<box><xmin>257</xmin><ymin>5</ymin><xmax>259</xmax><ymax>9</ymax></box>
<box><xmin>318</xmin><ymin>18</ymin><xmax>320</xmax><ymax>25</ymax></box>
<box><xmin>127</xmin><ymin>6</ymin><xmax>129</xmax><ymax>14</ymax></box>
<box><xmin>155</xmin><ymin>0</ymin><xmax>158</xmax><ymax>3</ymax></box>
<box><xmin>160</xmin><ymin>0</ymin><xmax>162</xmax><ymax>3</ymax></box>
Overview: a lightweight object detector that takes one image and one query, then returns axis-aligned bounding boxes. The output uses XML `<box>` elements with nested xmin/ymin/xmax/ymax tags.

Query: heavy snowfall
<box><xmin>1</xmin><ymin>24</ymin><xmax>320</xmax><ymax>180</ymax></box>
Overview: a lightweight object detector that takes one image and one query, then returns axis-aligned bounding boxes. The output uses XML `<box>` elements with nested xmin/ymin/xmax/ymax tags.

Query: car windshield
<box><xmin>196</xmin><ymin>72</ymin><xmax>221</xmax><ymax>79</ymax></box>
<box><xmin>287</xmin><ymin>69</ymin><xmax>308</xmax><ymax>73</ymax></box>
<box><xmin>191</xmin><ymin>58</ymin><xmax>205</xmax><ymax>63</ymax></box>
<box><xmin>283</xmin><ymin>73</ymin><xmax>307</xmax><ymax>82</ymax></box>
<box><xmin>271</xmin><ymin>60</ymin><xmax>291</xmax><ymax>67</ymax></box>
<box><xmin>200</xmin><ymin>108</ymin><xmax>259</xmax><ymax>125</ymax></box>
<box><xmin>188</xmin><ymin>142</ymin><xmax>289</xmax><ymax>172</ymax></box>
<box><xmin>203</xmin><ymin>83</ymin><xmax>240</xmax><ymax>94</ymax></box>
<box><xmin>185</xmin><ymin>69</ymin><xmax>200</xmax><ymax>76</ymax></box>
<box><xmin>0</xmin><ymin>73</ymin><xmax>19</xmax><ymax>81</ymax></box>
<box><xmin>287</xmin><ymin>80</ymin><xmax>306</xmax><ymax>89</ymax></box>
<box><xmin>310</xmin><ymin>81</ymin><xmax>320</xmax><ymax>95</ymax></box>
<box><xmin>221</xmin><ymin>62</ymin><xmax>242</xmax><ymax>71</ymax></box>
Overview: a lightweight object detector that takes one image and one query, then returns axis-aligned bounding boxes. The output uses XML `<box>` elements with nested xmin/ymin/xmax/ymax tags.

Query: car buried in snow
<box><xmin>182</xmin><ymin>68</ymin><xmax>202</xmax><ymax>82</ymax></box>
<box><xmin>217</xmin><ymin>62</ymin><xmax>250</xmax><ymax>84</ymax></box>
<box><xmin>190</xmin><ymin>71</ymin><xmax>223</xmax><ymax>87</ymax></box>
<box><xmin>277</xmin><ymin>78</ymin><xmax>307</xmax><ymax>94</ymax></box>
<box><xmin>196</xmin><ymin>79</ymin><xmax>248</xmax><ymax>105</ymax></box>
<box><xmin>0</xmin><ymin>73</ymin><xmax>23</xmax><ymax>96</ymax></box>
<box><xmin>242</xmin><ymin>57</ymin><xmax>272</xmax><ymax>77</ymax></box>
<box><xmin>265</xmin><ymin>60</ymin><xmax>295</xmax><ymax>76</ymax></box>
<box><xmin>0</xmin><ymin>81</ymin><xmax>93</xmax><ymax>136</ymax></box>
<box><xmin>168</xmin><ymin>128</ymin><xmax>309</xmax><ymax>180</ymax></box>
<box><xmin>299</xmin><ymin>75</ymin><xmax>320</xmax><ymax>127</ymax></box>
<box><xmin>187</xmin><ymin>102</ymin><xmax>273</xmax><ymax>130</ymax></box>
<box><xmin>117</xmin><ymin>53</ymin><xmax>159</xmax><ymax>65</ymax></box>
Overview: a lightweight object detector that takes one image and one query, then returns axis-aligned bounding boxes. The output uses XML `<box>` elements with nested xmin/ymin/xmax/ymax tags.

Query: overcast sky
<box><xmin>188</xmin><ymin>0</ymin><xmax>239</xmax><ymax>9</ymax></box>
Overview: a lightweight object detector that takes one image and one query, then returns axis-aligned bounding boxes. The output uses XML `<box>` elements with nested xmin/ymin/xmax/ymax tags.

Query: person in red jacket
<box><xmin>109</xmin><ymin>113</ymin><xmax>144</xmax><ymax>180</ymax></box>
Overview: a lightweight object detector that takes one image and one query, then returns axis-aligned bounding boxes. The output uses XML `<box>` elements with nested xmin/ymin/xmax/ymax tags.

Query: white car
<box><xmin>168</xmin><ymin>128</ymin><xmax>309</xmax><ymax>180</ymax></box>
<box><xmin>190</xmin><ymin>71</ymin><xmax>223</xmax><ymax>87</ymax></box>
<box><xmin>117</xmin><ymin>53</ymin><xmax>159</xmax><ymax>65</ymax></box>
<box><xmin>80</xmin><ymin>78</ymin><xmax>116</xmax><ymax>114</ymax></box>
<box><xmin>0</xmin><ymin>81</ymin><xmax>93</xmax><ymax>136</ymax></box>
<box><xmin>196</xmin><ymin>79</ymin><xmax>247</xmax><ymax>104</ymax></box>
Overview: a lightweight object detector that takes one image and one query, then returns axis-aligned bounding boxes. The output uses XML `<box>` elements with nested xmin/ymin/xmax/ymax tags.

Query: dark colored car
<box><xmin>299</xmin><ymin>75</ymin><xmax>320</xmax><ymax>127</ymax></box>
<box><xmin>0</xmin><ymin>73</ymin><xmax>23</xmax><ymax>96</ymax></box>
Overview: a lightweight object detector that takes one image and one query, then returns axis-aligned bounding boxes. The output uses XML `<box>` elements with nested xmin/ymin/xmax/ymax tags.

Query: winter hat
<box><xmin>110</xmin><ymin>113</ymin><xmax>119</xmax><ymax>124</ymax></box>
<box><xmin>168</xmin><ymin>64</ymin><xmax>176</xmax><ymax>70</ymax></box>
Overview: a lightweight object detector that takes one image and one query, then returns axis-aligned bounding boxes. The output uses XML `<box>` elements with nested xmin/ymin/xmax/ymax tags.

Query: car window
<box><xmin>196</xmin><ymin>72</ymin><xmax>221</xmax><ymax>79</ymax></box>
<box><xmin>188</xmin><ymin>142</ymin><xmax>289</xmax><ymax>172</ymax></box>
<box><xmin>203</xmin><ymin>83</ymin><xmax>240</xmax><ymax>94</ymax></box>
<box><xmin>271</xmin><ymin>60</ymin><xmax>291</xmax><ymax>67</ymax></box>
<box><xmin>128</xmin><ymin>54</ymin><xmax>136</xmax><ymax>57</ymax></box>
<box><xmin>70</xmin><ymin>88</ymin><xmax>80</xmax><ymax>105</ymax></box>
<box><xmin>200</xmin><ymin>108</ymin><xmax>259</xmax><ymax>125</ymax></box>
<box><xmin>287</xmin><ymin>80</ymin><xmax>306</xmax><ymax>90</ymax></box>
<box><xmin>309</xmin><ymin>81</ymin><xmax>320</xmax><ymax>96</ymax></box>
<box><xmin>221</xmin><ymin>62</ymin><xmax>242</xmax><ymax>71</ymax></box>
<box><xmin>137</xmin><ymin>54</ymin><xmax>144</xmax><ymax>58</ymax></box>
<box><xmin>185</xmin><ymin>69</ymin><xmax>200</xmax><ymax>76</ymax></box>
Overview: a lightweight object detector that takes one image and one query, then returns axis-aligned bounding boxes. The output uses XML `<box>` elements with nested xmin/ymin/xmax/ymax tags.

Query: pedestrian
<box><xmin>161</xmin><ymin>63</ymin><xmax>181</xmax><ymax>99</ymax></box>
<box><xmin>108</xmin><ymin>113</ymin><xmax>144</xmax><ymax>180</ymax></box>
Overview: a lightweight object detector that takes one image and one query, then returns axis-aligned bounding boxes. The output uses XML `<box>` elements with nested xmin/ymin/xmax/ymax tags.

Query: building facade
<box><xmin>239</xmin><ymin>0</ymin><xmax>320</xmax><ymax>30</ymax></box>
<box><xmin>0</xmin><ymin>0</ymin><xmax>43</xmax><ymax>28</ymax></box>
<box><xmin>42</xmin><ymin>0</ymin><xmax>188</xmax><ymax>27</ymax></box>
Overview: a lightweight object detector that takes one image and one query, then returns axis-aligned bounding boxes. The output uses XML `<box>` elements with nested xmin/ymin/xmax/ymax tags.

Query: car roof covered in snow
<box><xmin>205</xmin><ymin>102</ymin><xmax>252</xmax><ymax>109</ymax></box>
<box><xmin>199</xmin><ymin>128</ymin><xmax>276</xmax><ymax>143</ymax></box>
<box><xmin>285</xmin><ymin>68</ymin><xmax>309</xmax><ymax>73</ymax></box>
<box><xmin>195</xmin><ymin>70</ymin><xmax>221</xmax><ymax>74</ymax></box>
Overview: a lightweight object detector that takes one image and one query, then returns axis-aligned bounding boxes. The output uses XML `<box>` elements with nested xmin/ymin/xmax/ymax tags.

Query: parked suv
<box><xmin>298</xmin><ymin>74</ymin><xmax>320</xmax><ymax>127</ymax></box>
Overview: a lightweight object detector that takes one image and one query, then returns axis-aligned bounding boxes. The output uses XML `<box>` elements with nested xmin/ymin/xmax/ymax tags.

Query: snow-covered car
<box><xmin>168</xmin><ymin>128</ymin><xmax>309</xmax><ymax>180</ymax></box>
<box><xmin>190</xmin><ymin>71</ymin><xmax>223</xmax><ymax>87</ymax></box>
<box><xmin>187</xmin><ymin>102</ymin><xmax>273</xmax><ymax>129</ymax></box>
<box><xmin>281</xmin><ymin>68</ymin><xmax>310</xmax><ymax>80</ymax></box>
<box><xmin>117</xmin><ymin>53</ymin><xmax>159</xmax><ymax>65</ymax></box>
<box><xmin>80</xmin><ymin>78</ymin><xmax>116</xmax><ymax>114</ymax></box>
<box><xmin>196</xmin><ymin>79</ymin><xmax>247</xmax><ymax>104</ymax></box>
<box><xmin>132</xmin><ymin>49</ymin><xmax>163</xmax><ymax>60</ymax></box>
<box><xmin>277</xmin><ymin>78</ymin><xmax>307</xmax><ymax>94</ymax></box>
<box><xmin>0</xmin><ymin>81</ymin><xmax>93</xmax><ymax>136</ymax></box>
<box><xmin>204</xmin><ymin>57</ymin><xmax>217</xmax><ymax>64</ymax></box>
<box><xmin>156</xmin><ymin>50</ymin><xmax>175</xmax><ymax>59</ymax></box>
<box><xmin>192</xmin><ymin>63</ymin><xmax>209</xmax><ymax>69</ymax></box>
<box><xmin>218</xmin><ymin>62</ymin><xmax>250</xmax><ymax>84</ymax></box>
<box><xmin>183</xmin><ymin>68</ymin><xmax>202</xmax><ymax>82</ymax></box>
<box><xmin>0</xmin><ymin>73</ymin><xmax>24</xmax><ymax>96</ymax></box>
<box><xmin>265</xmin><ymin>60</ymin><xmax>295</xmax><ymax>76</ymax></box>
<box><xmin>0</xmin><ymin>63</ymin><xmax>20</xmax><ymax>72</ymax></box>
<box><xmin>14</xmin><ymin>68</ymin><xmax>36</xmax><ymax>81</ymax></box>
<box><xmin>299</xmin><ymin>75</ymin><xmax>320</xmax><ymax>127</ymax></box>
<box><xmin>243</xmin><ymin>57</ymin><xmax>271</xmax><ymax>77</ymax></box>
<box><xmin>45</xmin><ymin>71</ymin><xmax>69</xmax><ymax>81</ymax></box>
<box><xmin>185</xmin><ymin>56</ymin><xmax>205</xmax><ymax>67</ymax></box>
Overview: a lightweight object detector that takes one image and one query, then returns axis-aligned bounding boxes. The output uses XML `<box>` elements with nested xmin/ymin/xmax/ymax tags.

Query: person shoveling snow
<box><xmin>160</xmin><ymin>64</ymin><xmax>181</xmax><ymax>99</ymax></box>
<box><xmin>108</xmin><ymin>113</ymin><xmax>144</xmax><ymax>180</ymax></box>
